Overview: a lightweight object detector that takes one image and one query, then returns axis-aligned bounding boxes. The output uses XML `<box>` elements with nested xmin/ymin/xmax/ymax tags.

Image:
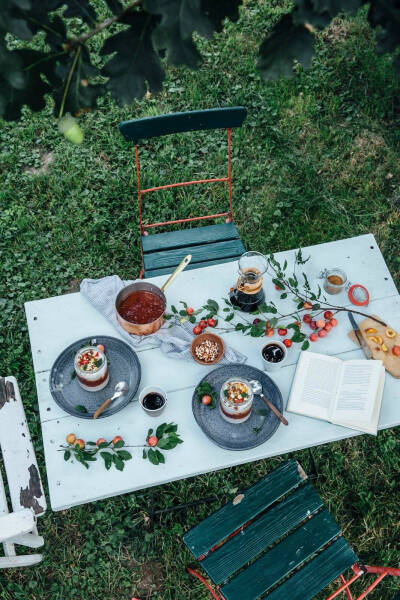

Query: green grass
<box><xmin>1</xmin><ymin>1</ymin><xmax>400</xmax><ymax>598</ymax></box>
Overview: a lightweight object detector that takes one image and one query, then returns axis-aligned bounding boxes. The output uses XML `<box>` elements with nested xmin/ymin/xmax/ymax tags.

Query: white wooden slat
<box><xmin>7</xmin><ymin>533</ymin><xmax>44</xmax><ymax>549</ymax></box>
<box><xmin>0</xmin><ymin>510</ymin><xmax>35</xmax><ymax>542</ymax></box>
<box><xmin>0</xmin><ymin>377</ymin><xmax>46</xmax><ymax>516</ymax></box>
<box><xmin>0</xmin><ymin>469</ymin><xmax>16</xmax><ymax>559</ymax></box>
<box><xmin>24</xmin><ymin>234</ymin><xmax>398</xmax><ymax>374</ymax></box>
<box><xmin>0</xmin><ymin>554</ymin><xmax>43</xmax><ymax>568</ymax></box>
<box><xmin>40</xmin><ymin>346</ymin><xmax>400</xmax><ymax>511</ymax></box>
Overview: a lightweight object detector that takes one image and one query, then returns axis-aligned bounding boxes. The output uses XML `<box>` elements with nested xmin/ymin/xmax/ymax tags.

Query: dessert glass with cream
<box><xmin>74</xmin><ymin>346</ymin><xmax>109</xmax><ymax>392</ymax></box>
<box><xmin>219</xmin><ymin>378</ymin><xmax>253</xmax><ymax>424</ymax></box>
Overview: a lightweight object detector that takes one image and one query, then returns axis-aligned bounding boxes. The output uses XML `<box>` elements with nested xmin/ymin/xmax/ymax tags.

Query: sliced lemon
<box><xmin>365</xmin><ymin>327</ymin><xmax>377</xmax><ymax>334</ymax></box>
<box><xmin>382</xmin><ymin>343</ymin><xmax>388</xmax><ymax>352</ymax></box>
<box><xmin>368</xmin><ymin>336</ymin><xmax>378</xmax><ymax>343</ymax></box>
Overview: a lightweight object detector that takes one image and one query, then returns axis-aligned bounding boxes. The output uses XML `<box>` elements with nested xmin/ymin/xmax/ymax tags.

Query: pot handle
<box><xmin>161</xmin><ymin>255</ymin><xmax>191</xmax><ymax>292</ymax></box>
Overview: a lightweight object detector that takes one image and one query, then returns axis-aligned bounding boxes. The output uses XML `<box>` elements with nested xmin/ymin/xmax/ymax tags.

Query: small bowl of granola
<box><xmin>191</xmin><ymin>333</ymin><xmax>225</xmax><ymax>365</ymax></box>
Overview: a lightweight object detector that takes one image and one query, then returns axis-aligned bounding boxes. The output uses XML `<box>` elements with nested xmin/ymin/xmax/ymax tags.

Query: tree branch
<box><xmin>66</xmin><ymin>0</ymin><xmax>142</xmax><ymax>50</ymax></box>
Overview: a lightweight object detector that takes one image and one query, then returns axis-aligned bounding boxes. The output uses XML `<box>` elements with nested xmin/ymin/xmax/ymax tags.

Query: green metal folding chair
<box><xmin>183</xmin><ymin>460</ymin><xmax>400</xmax><ymax>600</ymax></box>
<box><xmin>119</xmin><ymin>107</ymin><xmax>247</xmax><ymax>278</ymax></box>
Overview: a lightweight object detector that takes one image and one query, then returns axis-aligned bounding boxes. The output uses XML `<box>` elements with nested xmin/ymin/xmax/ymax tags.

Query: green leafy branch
<box><xmin>165</xmin><ymin>249</ymin><xmax>385</xmax><ymax>350</ymax></box>
<box><xmin>60</xmin><ymin>437</ymin><xmax>131</xmax><ymax>471</ymax></box>
<box><xmin>60</xmin><ymin>423</ymin><xmax>183</xmax><ymax>470</ymax></box>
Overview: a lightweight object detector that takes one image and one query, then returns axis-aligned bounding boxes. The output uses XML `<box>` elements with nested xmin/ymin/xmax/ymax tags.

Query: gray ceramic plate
<box><xmin>192</xmin><ymin>363</ymin><xmax>283</xmax><ymax>450</ymax></box>
<box><xmin>49</xmin><ymin>336</ymin><xmax>141</xmax><ymax>419</ymax></box>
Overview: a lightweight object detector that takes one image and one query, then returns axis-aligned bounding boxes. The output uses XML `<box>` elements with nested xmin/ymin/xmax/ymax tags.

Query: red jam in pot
<box><xmin>118</xmin><ymin>291</ymin><xmax>165</xmax><ymax>324</ymax></box>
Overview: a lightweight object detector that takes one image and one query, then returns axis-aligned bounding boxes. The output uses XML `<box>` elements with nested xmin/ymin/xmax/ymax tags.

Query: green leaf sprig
<box><xmin>142</xmin><ymin>423</ymin><xmax>183</xmax><ymax>466</ymax></box>
<box><xmin>194</xmin><ymin>382</ymin><xmax>217</xmax><ymax>409</ymax></box>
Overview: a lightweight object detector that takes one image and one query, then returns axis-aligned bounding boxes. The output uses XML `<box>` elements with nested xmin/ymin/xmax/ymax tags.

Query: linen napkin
<box><xmin>80</xmin><ymin>275</ymin><xmax>247</xmax><ymax>364</ymax></box>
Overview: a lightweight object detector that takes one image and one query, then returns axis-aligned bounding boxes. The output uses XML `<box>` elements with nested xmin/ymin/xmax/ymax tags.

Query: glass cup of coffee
<box><xmin>261</xmin><ymin>339</ymin><xmax>287</xmax><ymax>372</ymax></box>
<box><xmin>139</xmin><ymin>386</ymin><xmax>167</xmax><ymax>417</ymax></box>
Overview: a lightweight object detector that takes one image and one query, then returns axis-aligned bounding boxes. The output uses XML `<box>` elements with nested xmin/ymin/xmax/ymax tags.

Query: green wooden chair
<box><xmin>183</xmin><ymin>460</ymin><xmax>400</xmax><ymax>600</ymax></box>
<box><xmin>119</xmin><ymin>107</ymin><xmax>247</xmax><ymax>278</ymax></box>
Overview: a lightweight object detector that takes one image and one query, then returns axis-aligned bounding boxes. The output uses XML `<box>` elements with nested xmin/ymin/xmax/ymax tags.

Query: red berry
<box><xmin>275</xmin><ymin>284</ymin><xmax>283</xmax><ymax>290</ymax></box>
<box><xmin>186</xmin><ymin>307</ymin><xmax>194</xmax><ymax>315</ymax></box>
<box><xmin>309</xmin><ymin>333</ymin><xmax>318</xmax><ymax>342</ymax></box>
<box><xmin>303</xmin><ymin>301</ymin><xmax>312</xmax><ymax>309</ymax></box>
<box><xmin>74</xmin><ymin>438</ymin><xmax>85</xmax><ymax>449</ymax></box>
<box><xmin>253</xmin><ymin>318</ymin><xmax>261</xmax><ymax>324</ymax></box>
<box><xmin>309</xmin><ymin>320</ymin><xmax>317</xmax><ymax>330</ymax></box>
<box><xmin>199</xmin><ymin>320</ymin><xmax>207</xmax><ymax>329</ymax></box>
<box><xmin>324</xmin><ymin>323</ymin><xmax>332</xmax><ymax>332</ymax></box>
<box><xmin>324</xmin><ymin>310</ymin><xmax>333</xmax><ymax>320</ymax></box>
<box><xmin>96</xmin><ymin>437</ymin><xmax>107</xmax><ymax>446</ymax></box>
<box><xmin>202</xmin><ymin>395</ymin><xmax>212</xmax><ymax>405</ymax></box>
<box><xmin>265</xmin><ymin>328</ymin><xmax>274</xmax><ymax>337</ymax></box>
<box><xmin>147</xmin><ymin>436</ymin><xmax>158</xmax><ymax>447</ymax></box>
<box><xmin>207</xmin><ymin>318</ymin><xmax>216</xmax><ymax>327</ymax></box>
<box><xmin>193</xmin><ymin>325</ymin><xmax>202</xmax><ymax>335</ymax></box>
<box><xmin>112</xmin><ymin>435</ymin><xmax>123</xmax><ymax>445</ymax></box>
<box><xmin>330</xmin><ymin>318</ymin><xmax>338</xmax><ymax>327</ymax></box>
<box><xmin>318</xmin><ymin>329</ymin><xmax>327</xmax><ymax>338</ymax></box>
<box><xmin>278</xmin><ymin>328</ymin><xmax>287</xmax><ymax>336</ymax></box>
<box><xmin>303</xmin><ymin>314</ymin><xmax>312</xmax><ymax>323</ymax></box>
<box><xmin>392</xmin><ymin>345</ymin><xmax>400</xmax><ymax>357</ymax></box>
<box><xmin>283</xmin><ymin>338</ymin><xmax>292</xmax><ymax>348</ymax></box>
<box><xmin>295</xmin><ymin>321</ymin><xmax>302</xmax><ymax>329</ymax></box>
<box><xmin>316</xmin><ymin>319</ymin><xmax>326</xmax><ymax>329</ymax></box>
<box><xmin>97</xmin><ymin>344</ymin><xmax>105</xmax><ymax>353</ymax></box>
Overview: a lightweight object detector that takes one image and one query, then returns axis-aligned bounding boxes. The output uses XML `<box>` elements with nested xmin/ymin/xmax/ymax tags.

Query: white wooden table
<box><xmin>25</xmin><ymin>234</ymin><xmax>400</xmax><ymax>511</ymax></box>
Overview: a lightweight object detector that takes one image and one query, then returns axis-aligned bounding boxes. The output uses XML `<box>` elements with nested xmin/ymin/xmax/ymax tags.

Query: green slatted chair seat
<box><xmin>183</xmin><ymin>460</ymin><xmax>358</xmax><ymax>600</ymax></box>
<box><xmin>142</xmin><ymin>223</ymin><xmax>245</xmax><ymax>277</ymax></box>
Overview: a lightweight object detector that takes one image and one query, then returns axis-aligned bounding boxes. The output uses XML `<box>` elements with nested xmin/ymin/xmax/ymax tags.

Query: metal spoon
<box><xmin>249</xmin><ymin>380</ymin><xmax>288</xmax><ymax>426</ymax></box>
<box><xmin>93</xmin><ymin>381</ymin><xmax>129</xmax><ymax>420</ymax></box>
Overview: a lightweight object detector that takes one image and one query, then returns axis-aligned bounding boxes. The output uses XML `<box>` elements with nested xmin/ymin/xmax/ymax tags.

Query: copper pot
<box><xmin>116</xmin><ymin>255</ymin><xmax>191</xmax><ymax>336</ymax></box>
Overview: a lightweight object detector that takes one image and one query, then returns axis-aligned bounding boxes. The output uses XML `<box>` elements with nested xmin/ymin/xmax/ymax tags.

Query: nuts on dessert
<box><xmin>194</xmin><ymin>339</ymin><xmax>219</xmax><ymax>363</ymax></box>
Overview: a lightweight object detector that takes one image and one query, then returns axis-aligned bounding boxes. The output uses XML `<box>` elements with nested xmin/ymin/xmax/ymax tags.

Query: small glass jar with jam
<box><xmin>322</xmin><ymin>268</ymin><xmax>347</xmax><ymax>295</ymax></box>
<box><xmin>74</xmin><ymin>346</ymin><xmax>109</xmax><ymax>392</ymax></box>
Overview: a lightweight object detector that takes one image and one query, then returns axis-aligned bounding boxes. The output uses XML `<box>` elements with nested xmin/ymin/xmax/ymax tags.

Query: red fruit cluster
<box><xmin>304</xmin><ymin>311</ymin><xmax>338</xmax><ymax>342</ymax></box>
<box><xmin>193</xmin><ymin>318</ymin><xmax>216</xmax><ymax>335</ymax></box>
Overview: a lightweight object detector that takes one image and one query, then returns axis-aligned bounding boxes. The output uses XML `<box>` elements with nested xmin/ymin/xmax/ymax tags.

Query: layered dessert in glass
<box><xmin>74</xmin><ymin>346</ymin><xmax>109</xmax><ymax>392</ymax></box>
<box><xmin>219</xmin><ymin>378</ymin><xmax>253</xmax><ymax>424</ymax></box>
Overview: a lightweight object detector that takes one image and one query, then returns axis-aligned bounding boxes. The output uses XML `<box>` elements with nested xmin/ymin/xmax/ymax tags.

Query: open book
<box><xmin>287</xmin><ymin>351</ymin><xmax>385</xmax><ymax>435</ymax></box>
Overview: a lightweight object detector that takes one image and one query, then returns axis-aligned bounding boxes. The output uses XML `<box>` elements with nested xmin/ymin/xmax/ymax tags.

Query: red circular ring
<box><xmin>348</xmin><ymin>284</ymin><xmax>369</xmax><ymax>306</ymax></box>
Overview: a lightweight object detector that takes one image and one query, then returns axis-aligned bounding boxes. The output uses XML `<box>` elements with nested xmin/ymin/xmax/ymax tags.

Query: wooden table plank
<box><xmin>25</xmin><ymin>233</ymin><xmax>398</xmax><ymax>374</ymax></box>
<box><xmin>30</xmin><ymin>293</ymin><xmax>400</xmax><ymax>424</ymax></box>
<box><xmin>39</xmin><ymin>346</ymin><xmax>400</xmax><ymax>511</ymax></box>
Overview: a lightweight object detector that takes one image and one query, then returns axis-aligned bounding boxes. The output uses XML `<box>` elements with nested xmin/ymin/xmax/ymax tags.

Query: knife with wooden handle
<box><xmin>348</xmin><ymin>312</ymin><xmax>372</xmax><ymax>359</ymax></box>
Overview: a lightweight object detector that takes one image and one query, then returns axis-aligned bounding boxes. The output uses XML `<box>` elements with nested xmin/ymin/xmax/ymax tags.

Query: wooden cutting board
<box><xmin>348</xmin><ymin>314</ymin><xmax>400</xmax><ymax>378</ymax></box>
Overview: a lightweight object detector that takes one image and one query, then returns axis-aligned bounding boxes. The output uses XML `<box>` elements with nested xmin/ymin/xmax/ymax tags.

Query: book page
<box><xmin>287</xmin><ymin>351</ymin><xmax>342</xmax><ymax>421</ymax></box>
<box><xmin>332</xmin><ymin>363</ymin><xmax>385</xmax><ymax>434</ymax></box>
<box><xmin>331</xmin><ymin>359</ymin><xmax>383</xmax><ymax>425</ymax></box>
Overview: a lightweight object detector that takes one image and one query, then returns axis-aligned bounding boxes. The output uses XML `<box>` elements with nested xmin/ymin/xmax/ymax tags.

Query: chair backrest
<box><xmin>119</xmin><ymin>107</ymin><xmax>247</xmax><ymax>143</ymax></box>
<box><xmin>119</xmin><ymin>107</ymin><xmax>247</xmax><ymax>235</ymax></box>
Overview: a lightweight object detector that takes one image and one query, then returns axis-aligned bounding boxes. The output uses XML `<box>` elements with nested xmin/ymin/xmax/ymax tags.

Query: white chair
<box><xmin>0</xmin><ymin>376</ymin><xmax>46</xmax><ymax>567</ymax></box>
